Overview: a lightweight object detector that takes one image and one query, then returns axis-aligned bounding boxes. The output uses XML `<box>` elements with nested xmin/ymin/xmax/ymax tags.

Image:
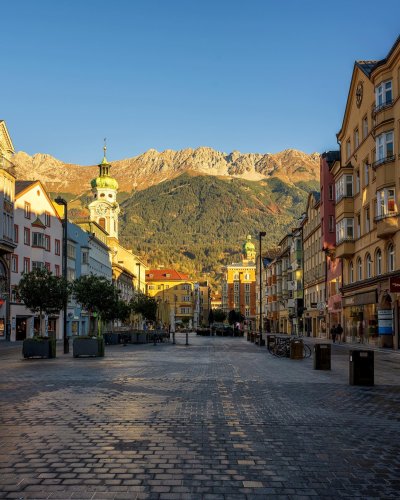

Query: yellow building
<box><xmin>302</xmin><ymin>192</ymin><xmax>326</xmax><ymax>337</ymax></box>
<box><xmin>335</xmin><ymin>36</ymin><xmax>400</xmax><ymax>348</ymax></box>
<box><xmin>221</xmin><ymin>236</ymin><xmax>257</xmax><ymax>324</ymax></box>
<box><xmin>145</xmin><ymin>269</ymin><xmax>196</xmax><ymax>329</ymax></box>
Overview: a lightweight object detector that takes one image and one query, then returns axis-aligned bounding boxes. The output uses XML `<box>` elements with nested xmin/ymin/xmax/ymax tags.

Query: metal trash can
<box><xmin>267</xmin><ymin>335</ymin><xmax>276</xmax><ymax>350</ymax></box>
<box><xmin>313</xmin><ymin>343</ymin><xmax>331</xmax><ymax>370</ymax></box>
<box><xmin>349</xmin><ymin>350</ymin><xmax>374</xmax><ymax>386</ymax></box>
<box><xmin>290</xmin><ymin>339</ymin><xmax>304</xmax><ymax>359</ymax></box>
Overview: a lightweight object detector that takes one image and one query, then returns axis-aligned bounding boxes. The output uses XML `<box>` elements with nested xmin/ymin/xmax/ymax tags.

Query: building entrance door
<box><xmin>16</xmin><ymin>318</ymin><xmax>27</xmax><ymax>341</ymax></box>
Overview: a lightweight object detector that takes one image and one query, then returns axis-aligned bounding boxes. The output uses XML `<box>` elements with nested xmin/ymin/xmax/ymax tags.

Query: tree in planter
<box><xmin>72</xmin><ymin>275</ymin><xmax>119</xmax><ymax>336</ymax></box>
<box><xmin>102</xmin><ymin>295</ymin><xmax>132</xmax><ymax>331</ymax></box>
<box><xmin>228</xmin><ymin>309</ymin><xmax>244</xmax><ymax>326</ymax></box>
<box><xmin>212</xmin><ymin>308</ymin><xmax>226</xmax><ymax>323</ymax></box>
<box><xmin>130</xmin><ymin>292</ymin><xmax>157</xmax><ymax>324</ymax></box>
<box><xmin>16</xmin><ymin>268</ymin><xmax>70</xmax><ymax>337</ymax></box>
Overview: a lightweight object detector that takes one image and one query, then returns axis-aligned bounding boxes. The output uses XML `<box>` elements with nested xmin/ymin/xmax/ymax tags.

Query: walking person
<box><xmin>330</xmin><ymin>324</ymin><xmax>337</xmax><ymax>343</ymax></box>
<box><xmin>336</xmin><ymin>323</ymin><xmax>343</xmax><ymax>344</ymax></box>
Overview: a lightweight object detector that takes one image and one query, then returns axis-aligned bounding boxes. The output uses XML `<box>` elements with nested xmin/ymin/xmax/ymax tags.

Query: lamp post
<box><xmin>55</xmin><ymin>197</ymin><xmax>69</xmax><ymax>354</ymax></box>
<box><xmin>259</xmin><ymin>231</ymin><xmax>266</xmax><ymax>344</ymax></box>
<box><xmin>135</xmin><ymin>262</ymin><xmax>141</xmax><ymax>294</ymax></box>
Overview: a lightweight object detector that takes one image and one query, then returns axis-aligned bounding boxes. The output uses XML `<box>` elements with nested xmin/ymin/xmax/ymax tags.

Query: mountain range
<box><xmin>11</xmin><ymin>147</ymin><xmax>320</xmax><ymax>285</ymax></box>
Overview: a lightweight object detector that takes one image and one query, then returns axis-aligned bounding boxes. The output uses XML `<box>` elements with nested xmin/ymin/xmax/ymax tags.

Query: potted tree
<box><xmin>72</xmin><ymin>275</ymin><xmax>119</xmax><ymax>357</ymax></box>
<box><xmin>130</xmin><ymin>292</ymin><xmax>157</xmax><ymax>343</ymax></box>
<box><xmin>17</xmin><ymin>268</ymin><xmax>70</xmax><ymax>359</ymax></box>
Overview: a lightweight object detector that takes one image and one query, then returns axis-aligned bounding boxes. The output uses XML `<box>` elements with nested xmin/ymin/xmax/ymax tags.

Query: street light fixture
<box><xmin>55</xmin><ymin>197</ymin><xmax>69</xmax><ymax>354</ymax></box>
<box><xmin>259</xmin><ymin>231</ymin><xmax>267</xmax><ymax>345</ymax></box>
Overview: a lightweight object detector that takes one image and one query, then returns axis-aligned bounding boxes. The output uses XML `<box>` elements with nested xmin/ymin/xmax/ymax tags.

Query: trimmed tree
<box><xmin>131</xmin><ymin>292</ymin><xmax>157</xmax><ymax>322</ymax></box>
<box><xmin>212</xmin><ymin>308</ymin><xmax>226</xmax><ymax>323</ymax></box>
<box><xmin>72</xmin><ymin>275</ymin><xmax>119</xmax><ymax>335</ymax></box>
<box><xmin>16</xmin><ymin>268</ymin><xmax>70</xmax><ymax>336</ymax></box>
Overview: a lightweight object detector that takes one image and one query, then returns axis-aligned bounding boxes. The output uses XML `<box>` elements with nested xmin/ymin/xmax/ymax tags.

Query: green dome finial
<box><xmin>90</xmin><ymin>139</ymin><xmax>119</xmax><ymax>191</ymax></box>
<box><xmin>242</xmin><ymin>235</ymin><xmax>256</xmax><ymax>260</ymax></box>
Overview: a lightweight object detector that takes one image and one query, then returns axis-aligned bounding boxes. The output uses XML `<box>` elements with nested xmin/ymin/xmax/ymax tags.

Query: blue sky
<box><xmin>2</xmin><ymin>0</ymin><xmax>399</xmax><ymax>165</ymax></box>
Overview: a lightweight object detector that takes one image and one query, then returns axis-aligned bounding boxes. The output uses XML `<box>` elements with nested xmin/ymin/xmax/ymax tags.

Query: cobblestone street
<box><xmin>1</xmin><ymin>335</ymin><xmax>400</xmax><ymax>499</ymax></box>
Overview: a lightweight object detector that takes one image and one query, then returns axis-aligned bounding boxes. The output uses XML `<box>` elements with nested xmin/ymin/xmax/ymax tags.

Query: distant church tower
<box><xmin>242</xmin><ymin>235</ymin><xmax>256</xmax><ymax>263</ymax></box>
<box><xmin>88</xmin><ymin>143</ymin><xmax>120</xmax><ymax>239</ymax></box>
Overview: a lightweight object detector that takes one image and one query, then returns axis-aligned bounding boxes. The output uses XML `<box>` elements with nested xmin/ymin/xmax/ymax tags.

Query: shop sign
<box><xmin>389</xmin><ymin>276</ymin><xmax>400</xmax><ymax>293</ymax></box>
<box><xmin>344</xmin><ymin>290</ymin><xmax>377</xmax><ymax>307</ymax></box>
<box><xmin>378</xmin><ymin>309</ymin><xmax>393</xmax><ymax>335</ymax></box>
<box><xmin>317</xmin><ymin>301</ymin><xmax>326</xmax><ymax>313</ymax></box>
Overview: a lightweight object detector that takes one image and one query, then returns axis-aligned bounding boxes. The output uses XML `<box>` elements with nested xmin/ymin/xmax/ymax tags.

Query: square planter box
<box><xmin>73</xmin><ymin>337</ymin><xmax>105</xmax><ymax>358</ymax></box>
<box><xmin>23</xmin><ymin>337</ymin><xmax>56</xmax><ymax>359</ymax></box>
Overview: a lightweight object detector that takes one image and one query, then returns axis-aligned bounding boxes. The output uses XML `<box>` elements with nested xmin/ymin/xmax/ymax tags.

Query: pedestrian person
<box><xmin>330</xmin><ymin>324</ymin><xmax>337</xmax><ymax>343</ymax></box>
<box><xmin>336</xmin><ymin>323</ymin><xmax>343</xmax><ymax>344</ymax></box>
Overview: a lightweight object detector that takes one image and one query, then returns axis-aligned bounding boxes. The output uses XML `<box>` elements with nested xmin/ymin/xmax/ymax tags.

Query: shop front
<box><xmin>328</xmin><ymin>293</ymin><xmax>342</xmax><ymax>333</ymax></box>
<box><xmin>343</xmin><ymin>290</ymin><xmax>378</xmax><ymax>345</ymax></box>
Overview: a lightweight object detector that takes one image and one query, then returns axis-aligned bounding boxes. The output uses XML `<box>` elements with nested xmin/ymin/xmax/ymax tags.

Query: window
<box><xmin>245</xmin><ymin>294</ymin><xmax>250</xmax><ymax>305</ymax></box>
<box><xmin>375</xmin><ymin>80</ymin><xmax>393</xmax><ymax>109</ymax></box>
<box><xmin>365</xmin><ymin>207</ymin><xmax>370</xmax><ymax>233</ymax></box>
<box><xmin>245</xmin><ymin>283</ymin><xmax>250</xmax><ymax>292</ymax></box>
<box><xmin>336</xmin><ymin>218</ymin><xmax>354</xmax><ymax>243</ymax></box>
<box><xmin>183</xmin><ymin>295</ymin><xmax>191</xmax><ymax>302</ymax></box>
<box><xmin>82</xmin><ymin>250</ymin><xmax>89</xmax><ymax>264</ymax></box>
<box><xmin>357</xmin><ymin>258</ymin><xmax>362</xmax><ymax>281</ymax></box>
<box><xmin>328</xmin><ymin>184</ymin><xmax>334</xmax><ymax>200</ymax></box>
<box><xmin>362</xmin><ymin>116</ymin><xmax>368</xmax><ymax>139</ymax></box>
<box><xmin>376</xmin><ymin>131</ymin><xmax>394</xmax><ymax>164</ymax></box>
<box><xmin>354</xmin><ymin>128</ymin><xmax>359</xmax><ymax>149</ymax></box>
<box><xmin>328</xmin><ymin>215</ymin><xmax>334</xmax><ymax>233</ymax></box>
<box><xmin>44</xmin><ymin>211</ymin><xmax>51</xmax><ymax>227</ymax></box>
<box><xmin>24</xmin><ymin>227</ymin><xmax>30</xmax><ymax>245</ymax></box>
<box><xmin>13</xmin><ymin>224</ymin><xmax>19</xmax><ymax>243</ymax></box>
<box><xmin>349</xmin><ymin>261</ymin><xmax>354</xmax><ymax>284</ymax></box>
<box><xmin>366</xmin><ymin>254</ymin><xmax>372</xmax><ymax>279</ymax></box>
<box><xmin>376</xmin><ymin>250</ymin><xmax>382</xmax><ymax>276</ymax></box>
<box><xmin>55</xmin><ymin>264</ymin><xmax>60</xmax><ymax>277</ymax></box>
<box><xmin>23</xmin><ymin>257</ymin><xmax>30</xmax><ymax>274</ymax></box>
<box><xmin>67</xmin><ymin>243</ymin><xmax>76</xmax><ymax>260</ymax></box>
<box><xmin>245</xmin><ymin>307</ymin><xmax>250</xmax><ymax>318</ymax></box>
<box><xmin>32</xmin><ymin>261</ymin><xmax>45</xmax><ymax>270</ymax></box>
<box><xmin>388</xmin><ymin>244</ymin><xmax>395</xmax><ymax>272</ymax></box>
<box><xmin>234</xmin><ymin>282</ymin><xmax>239</xmax><ymax>292</ymax></box>
<box><xmin>45</xmin><ymin>262</ymin><xmax>51</xmax><ymax>272</ymax></box>
<box><xmin>55</xmin><ymin>239</ymin><xmax>61</xmax><ymax>255</ymax></box>
<box><xmin>180</xmin><ymin>307</ymin><xmax>191</xmax><ymax>314</ymax></box>
<box><xmin>11</xmin><ymin>255</ymin><xmax>18</xmax><ymax>273</ymax></box>
<box><xmin>346</xmin><ymin>139</ymin><xmax>351</xmax><ymax>160</ymax></box>
<box><xmin>24</xmin><ymin>202</ymin><xmax>31</xmax><ymax>219</ymax></box>
<box><xmin>376</xmin><ymin>188</ymin><xmax>397</xmax><ymax>219</ymax></box>
<box><xmin>356</xmin><ymin>213</ymin><xmax>361</xmax><ymax>238</ymax></box>
<box><xmin>355</xmin><ymin>170</ymin><xmax>360</xmax><ymax>194</ymax></box>
<box><xmin>233</xmin><ymin>273</ymin><xmax>239</xmax><ymax>280</ymax></box>
<box><xmin>244</xmin><ymin>273</ymin><xmax>250</xmax><ymax>280</ymax></box>
<box><xmin>32</xmin><ymin>232</ymin><xmax>45</xmax><ymax>248</ymax></box>
<box><xmin>364</xmin><ymin>161</ymin><xmax>369</xmax><ymax>186</ymax></box>
<box><xmin>44</xmin><ymin>235</ymin><xmax>50</xmax><ymax>252</ymax></box>
<box><xmin>67</xmin><ymin>267</ymin><xmax>75</xmax><ymax>281</ymax></box>
<box><xmin>335</xmin><ymin>175</ymin><xmax>353</xmax><ymax>201</ymax></box>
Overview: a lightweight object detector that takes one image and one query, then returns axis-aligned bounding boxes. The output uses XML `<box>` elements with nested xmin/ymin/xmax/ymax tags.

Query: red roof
<box><xmin>146</xmin><ymin>269</ymin><xmax>190</xmax><ymax>281</ymax></box>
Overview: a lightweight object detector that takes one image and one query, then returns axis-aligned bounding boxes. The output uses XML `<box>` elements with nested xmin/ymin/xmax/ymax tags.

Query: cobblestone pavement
<box><xmin>0</xmin><ymin>335</ymin><xmax>400</xmax><ymax>499</ymax></box>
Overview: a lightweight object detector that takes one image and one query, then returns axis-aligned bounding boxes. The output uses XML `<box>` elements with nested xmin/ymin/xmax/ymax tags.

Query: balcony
<box><xmin>372</xmin><ymin>100</ymin><xmax>394</xmax><ymax>129</ymax></box>
<box><xmin>335</xmin><ymin>196</ymin><xmax>354</xmax><ymax>218</ymax></box>
<box><xmin>335</xmin><ymin>238</ymin><xmax>355</xmax><ymax>258</ymax></box>
<box><xmin>372</xmin><ymin>155</ymin><xmax>396</xmax><ymax>170</ymax></box>
<box><xmin>374</xmin><ymin>156</ymin><xmax>397</xmax><ymax>190</ymax></box>
<box><xmin>375</xmin><ymin>212</ymin><xmax>399</xmax><ymax>239</ymax></box>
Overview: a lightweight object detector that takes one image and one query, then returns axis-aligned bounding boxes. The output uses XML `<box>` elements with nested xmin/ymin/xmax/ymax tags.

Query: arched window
<box><xmin>233</xmin><ymin>273</ymin><xmax>239</xmax><ymax>280</ymax></box>
<box><xmin>388</xmin><ymin>244</ymin><xmax>395</xmax><ymax>272</ymax></box>
<box><xmin>349</xmin><ymin>261</ymin><xmax>354</xmax><ymax>284</ymax></box>
<box><xmin>376</xmin><ymin>249</ymin><xmax>382</xmax><ymax>276</ymax></box>
<box><xmin>357</xmin><ymin>258</ymin><xmax>362</xmax><ymax>281</ymax></box>
<box><xmin>366</xmin><ymin>254</ymin><xmax>372</xmax><ymax>279</ymax></box>
<box><xmin>98</xmin><ymin>218</ymin><xmax>106</xmax><ymax>230</ymax></box>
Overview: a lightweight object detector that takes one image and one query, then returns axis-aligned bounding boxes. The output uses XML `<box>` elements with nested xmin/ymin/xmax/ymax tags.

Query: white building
<box><xmin>10</xmin><ymin>181</ymin><xmax>63</xmax><ymax>341</ymax></box>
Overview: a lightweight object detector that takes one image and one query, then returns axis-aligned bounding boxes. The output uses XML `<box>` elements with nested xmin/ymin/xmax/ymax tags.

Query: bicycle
<box><xmin>268</xmin><ymin>336</ymin><xmax>311</xmax><ymax>359</ymax></box>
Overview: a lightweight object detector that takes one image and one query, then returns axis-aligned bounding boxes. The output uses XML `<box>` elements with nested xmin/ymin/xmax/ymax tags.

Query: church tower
<box><xmin>88</xmin><ymin>143</ymin><xmax>120</xmax><ymax>239</ymax></box>
<box><xmin>242</xmin><ymin>235</ymin><xmax>256</xmax><ymax>263</ymax></box>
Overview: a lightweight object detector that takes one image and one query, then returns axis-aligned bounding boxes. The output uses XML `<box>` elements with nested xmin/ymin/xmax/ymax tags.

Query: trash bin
<box><xmin>290</xmin><ymin>338</ymin><xmax>304</xmax><ymax>359</ymax></box>
<box><xmin>349</xmin><ymin>350</ymin><xmax>374</xmax><ymax>386</ymax></box>
<box><xmin>267</xmin><ymin>335</ymin><xmax>276</xmax><ymax>350</ymax></box>
<box><xmin>314</xmin><ymin>343</ymin><xmax>331</xmax><ymax>370</ymax></box>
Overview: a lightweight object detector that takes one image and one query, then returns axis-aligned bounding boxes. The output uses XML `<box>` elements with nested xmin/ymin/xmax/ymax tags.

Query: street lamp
<box><xmin>259</xmin><ymin>231</ymin><xmax>266</xmax><ymax>344</ymax></box>
<box><xmin>55</xmin><ymin>197</ymin><xmax>69</xmax><ymax>354</ymax></box>
<box><xmin>135</xmin><ymin>262</ymin><xmax>141</xmax><ymax>294</ymax></box>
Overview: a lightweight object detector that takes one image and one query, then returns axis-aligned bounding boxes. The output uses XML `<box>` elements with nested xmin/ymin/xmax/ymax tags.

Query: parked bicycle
<box><xmin>268</xmin><ymin>335</ymin><xmax>311</xmax><ymax>359</ymax></box>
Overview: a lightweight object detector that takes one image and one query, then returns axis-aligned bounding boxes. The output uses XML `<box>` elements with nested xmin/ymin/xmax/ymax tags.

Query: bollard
<box><xmin>172</xmin><ymin>332</ymin><xmax>176</xmax><ymax>344</ymax></box>
<box><xmin>153</xmin><ymin>333</ymin><xmax>157</xmax><ymax>346</ymax></box>
<box><xmin>185</xmin><ymin>332</ymin><xmax>189</xmax><ymax>345</ymax></box>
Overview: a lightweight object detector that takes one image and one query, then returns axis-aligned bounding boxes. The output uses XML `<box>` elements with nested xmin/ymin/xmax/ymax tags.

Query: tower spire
<box><xmin>102</xmin><ymin>137</ymin><xmax>108</xmax><ymax>164</ymax></box>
